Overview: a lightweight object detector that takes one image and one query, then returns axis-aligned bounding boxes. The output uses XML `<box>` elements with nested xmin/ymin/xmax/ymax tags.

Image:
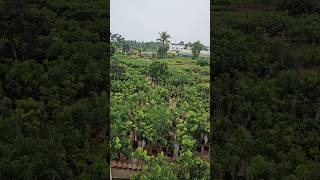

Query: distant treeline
<box><xmin>125</xmin><ymin>40</ymin><xmax>161</xmax><ymax>52</ymax></box>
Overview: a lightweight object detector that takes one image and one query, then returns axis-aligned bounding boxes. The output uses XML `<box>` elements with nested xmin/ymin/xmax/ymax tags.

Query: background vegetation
<box><xmin>212</xmin><ymin>0</ymin><xmax>320</xmax><ymax>179</ymax></box>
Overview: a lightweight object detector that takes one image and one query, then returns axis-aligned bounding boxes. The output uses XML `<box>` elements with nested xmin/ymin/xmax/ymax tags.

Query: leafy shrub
<box><xmin>197</xmin><ymin>58</ymin><xmax>209</xmax><ymax>67</ymax></box>
<box><xmin>149</xmin><ymin>61</ymin><xmax>168</xmax><ymax>84</ymax></box>
<box><xmin>167</xmin><ymin>52</ymin><xmax>176</xmax><ymax>58</ymax></box>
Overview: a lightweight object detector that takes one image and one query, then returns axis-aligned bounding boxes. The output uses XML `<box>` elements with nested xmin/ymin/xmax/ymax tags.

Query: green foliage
<box><xmin>177</xmin><ymin>151</ymin><xmax>210</xmax><ymax>180</ymax></box>
<box><xmin>149</xmin><ymin>61</ymin><xmax>169</xmax><ymax>84</ymax></box>
<box><xmin>167</xmin><ymin>52</ymin><xmax>176</xmax><ymax>58</ymax></box>
<box><xmin>156</xmin><ymin>32</ymin><xmax>171</xmax><ymax>58</ymax></box>
<box><xmin>0</xmin><ymin>0</ymin><xmax>108</xmax><ymax>179</ymax></box>
<box><xmin>213</xmin><ymin>1</ymin><xmax>320</xmax><ymax>179</ymax></box>
<box><xmin>191</xmin><ymin>41</ymin><xmax>205</xmax><ymax>59</ymax></box>
<box><xmin>135</xmin><ymin>147</ymin><xmax>209</xmax><ymax>180</ymax></box>
<box><xmin>133</xmin><ymin>153</ymin><xmax>178</xmax><ymax>180</ymax></box>
<box><xmin>0</xmin><ymin>0</ymin><xmax>52</xmax><ymax>62</ymax></box>
<box><xmin>157</xmin><ymin>44</ymin><xmax>169</xmax><ymax>59</ymax></box>
<box><xmin>247</xmin><ymin>155</ymin><xmax>276</xmax><ymax>179</ymax></box>
<box><xmin>197</xmin><ymin>58</ymin><xmax>210</xmax><ymax>67</ymax></box>
<box><xmin>126</xmin><ymin>40</ymin><xmax>161</xmax><ymax>52</ymax></box>
<box><xmin>122</xmin><ymin>43</ymin><xmax>130</xmax><ymax>54</ymax></box>
<box><xmin>111</xmin><ymin>53</ymin><xmax>209</xmax><ymax>179</ymax></box>
<box><xmin>132</xmin><ymin>147</ymin><xmax>151</xmax><ymax>162</ymax></box>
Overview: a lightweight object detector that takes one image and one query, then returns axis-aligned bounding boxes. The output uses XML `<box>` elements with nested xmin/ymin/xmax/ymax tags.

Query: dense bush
<box><xmin>197</xmin><ymin>58</ymin><xmax>210</xmax><ymax>67</ymax></box>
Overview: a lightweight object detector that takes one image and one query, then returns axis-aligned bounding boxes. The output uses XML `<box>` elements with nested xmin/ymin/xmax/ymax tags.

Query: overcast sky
<box><xmin>111</xmin><ymin>0</ymin><xmax>210</xmax><ymax>46</ymax></box>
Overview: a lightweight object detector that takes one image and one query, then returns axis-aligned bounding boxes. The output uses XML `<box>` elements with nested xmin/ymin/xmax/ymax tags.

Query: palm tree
<box><xmin>156</xmin><ymin>32</ymin><xmax>171</xmax><ymax>58</ymax></box>
<box><xmin>191</xmin><ymin>41</ymin><xmax>205</xmax><ymax>59</ymax></box>
<box><xmin>156</xmin><ymin>31</ymin><xmax>171</xmax><ymax>46</ymax></box>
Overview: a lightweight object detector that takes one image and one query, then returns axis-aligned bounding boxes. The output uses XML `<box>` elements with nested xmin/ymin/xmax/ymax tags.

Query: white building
<box><xmin>169</xmin><ymin>43</ymin><xmax>185</xmax><ymax>51</ymax></box>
